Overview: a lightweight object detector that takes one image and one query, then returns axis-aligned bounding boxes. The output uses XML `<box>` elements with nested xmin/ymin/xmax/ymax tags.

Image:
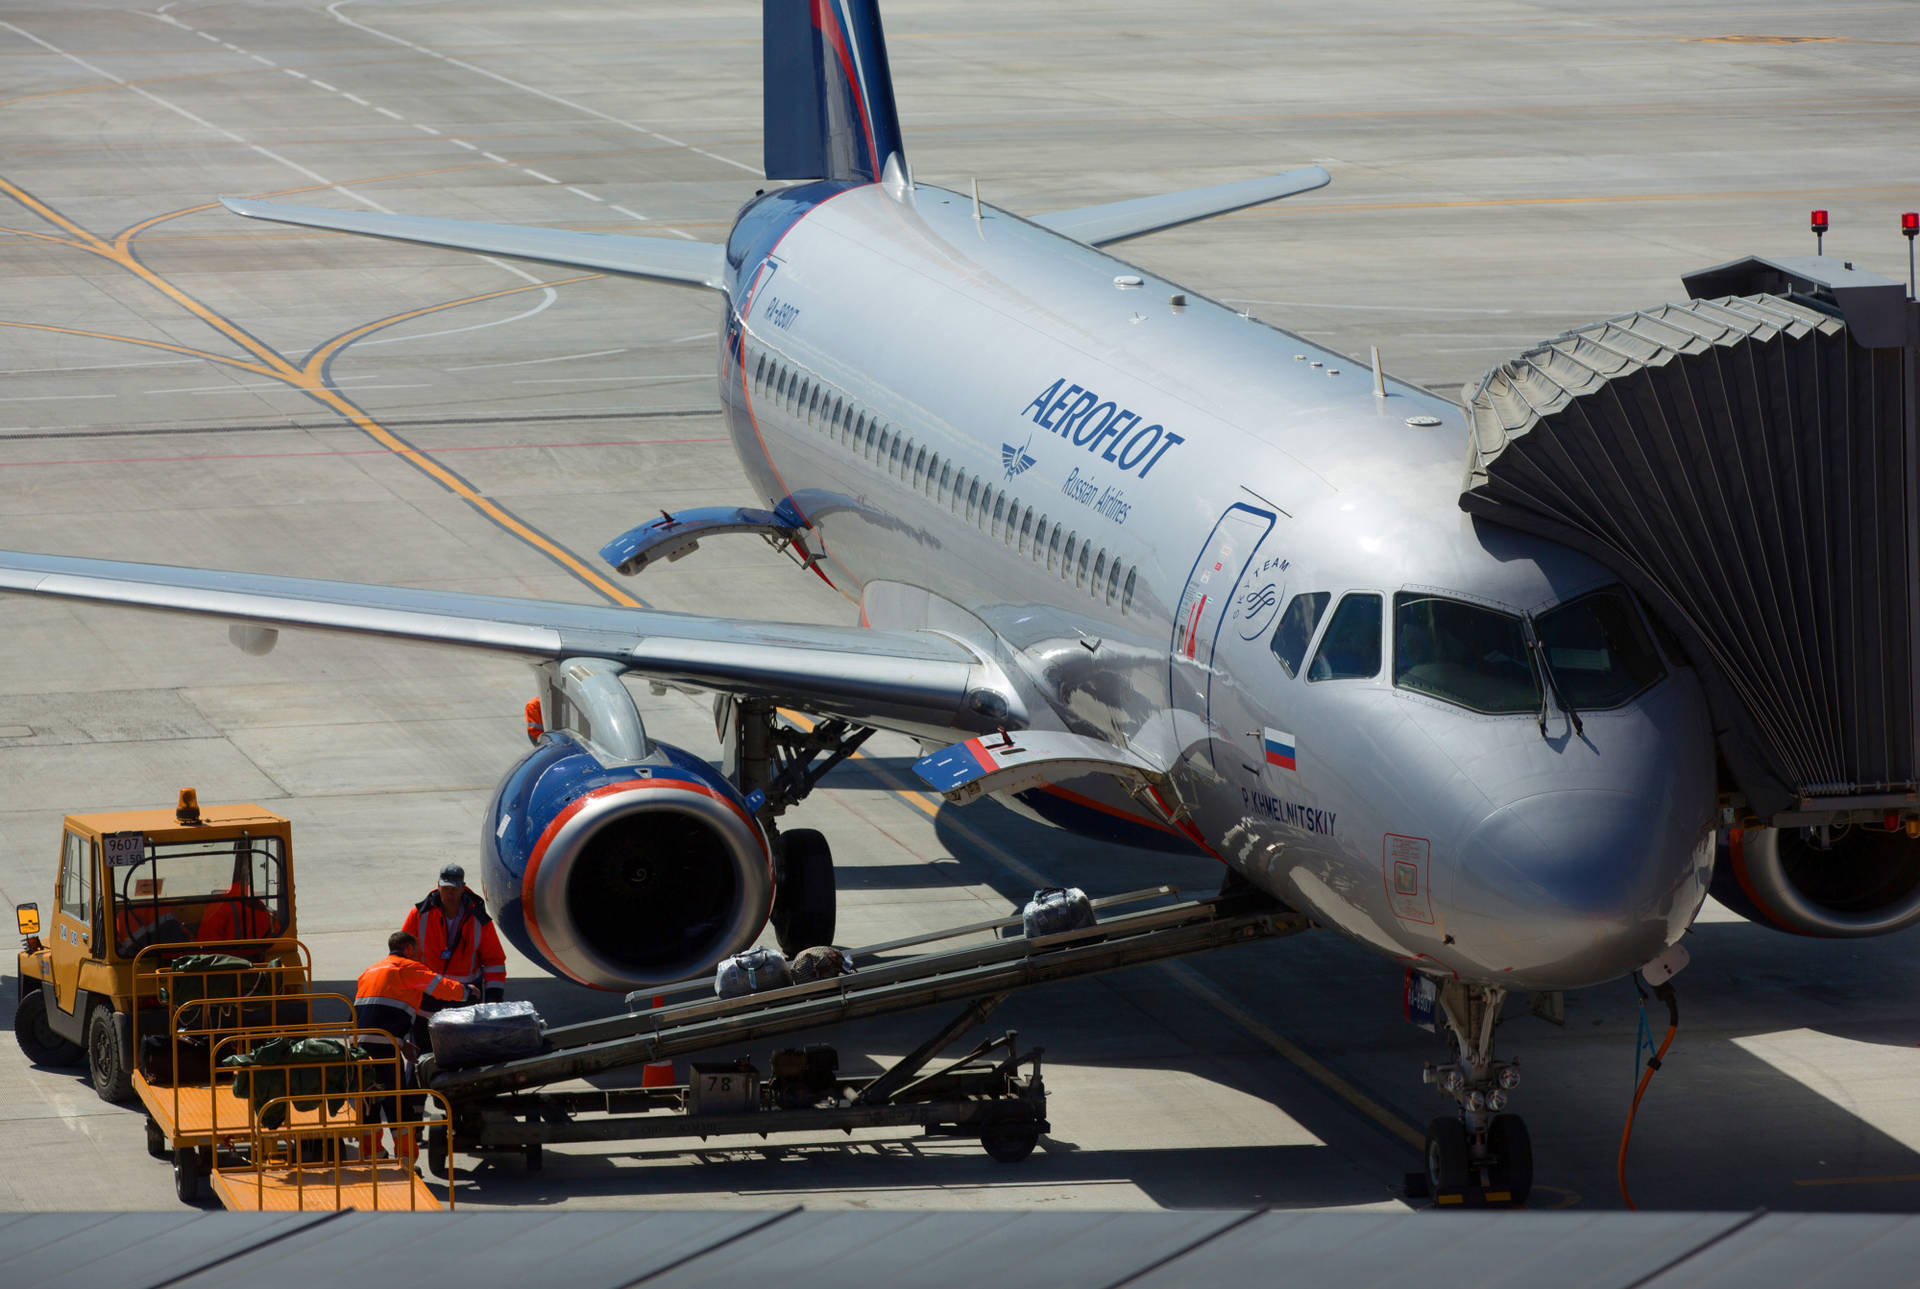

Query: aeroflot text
<box><xmin>1021</xmin><ymin>378</ymin><xmax>1186</xmax><ymax>478</ymax></box>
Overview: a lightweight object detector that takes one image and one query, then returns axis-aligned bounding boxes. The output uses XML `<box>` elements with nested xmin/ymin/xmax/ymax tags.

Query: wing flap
<box><xmin>914</xmin><ymin>730</ymin><xmax>1164</xmax><ymax>805</ymax></box>
<box><xmin>1034</xmin><ymin>166</ymin><xmax>1330</xmax><ymax>248</ymax></box>
<box><xmin>220</xmin><ymin>198</ymin><xmax>727</xmax><ymax>291</ymax></box>
<box><xmin>0</xmin><ymin>551</ymin><xmax>1021</xmax><ymax>733</ymax></box>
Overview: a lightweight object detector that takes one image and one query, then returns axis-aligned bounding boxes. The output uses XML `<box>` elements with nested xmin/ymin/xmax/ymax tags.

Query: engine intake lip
<box><xmin>522</xmin><ymin>776</ymin><xmax>772</xmax><ymax>990</ymax></box>
<box><xmin>1730</xmin><ymin>825</ymin><xmax>1920</xmax><ymax>937</ymax></box>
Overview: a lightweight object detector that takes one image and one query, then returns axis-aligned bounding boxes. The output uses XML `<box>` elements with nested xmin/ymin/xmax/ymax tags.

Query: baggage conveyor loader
<box><xmin>418</xmin><ymin>887</ymin><xmax>1306</xmax><ymax>1175</ymax></box>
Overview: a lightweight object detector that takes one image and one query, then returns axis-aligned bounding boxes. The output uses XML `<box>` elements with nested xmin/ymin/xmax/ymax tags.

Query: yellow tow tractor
<box><xmin>13</xmin><ymin>788</ymin><xmax>303</xmax><ymax>1106</ymax></box>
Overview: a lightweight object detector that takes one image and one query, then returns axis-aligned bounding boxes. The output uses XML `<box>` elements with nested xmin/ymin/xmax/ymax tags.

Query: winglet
<box><xmin>220</xmin><ymin>198</ymin><xmax>728</xmax><ymax>291</ymax></box>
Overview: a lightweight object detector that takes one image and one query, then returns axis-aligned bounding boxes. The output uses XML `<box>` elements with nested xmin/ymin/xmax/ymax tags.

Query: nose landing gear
<box><xmin>1410</xmin><ymin>981</ymin><xmax>1532</xmax><ymax>1206</ymax></box>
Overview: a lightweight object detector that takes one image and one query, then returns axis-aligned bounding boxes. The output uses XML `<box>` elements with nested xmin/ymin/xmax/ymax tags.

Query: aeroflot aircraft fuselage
<box><xmin>721</xmin><ymin>180</ymin><xmax>1718</xmax><ymax>992</ymax></box>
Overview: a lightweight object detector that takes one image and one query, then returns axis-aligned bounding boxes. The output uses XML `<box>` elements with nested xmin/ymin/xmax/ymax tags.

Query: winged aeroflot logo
<box><xmin>1001</xmin><ymin>436</ymin><xmax>1038</xmax><ymax>479</ymax></box>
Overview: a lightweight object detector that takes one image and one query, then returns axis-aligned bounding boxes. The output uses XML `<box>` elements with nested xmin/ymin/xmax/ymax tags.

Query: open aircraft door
<box><xmin>1167</xmin><ymin>504</ymin><xmax>1277</xmax><ymax>770</ymax></box>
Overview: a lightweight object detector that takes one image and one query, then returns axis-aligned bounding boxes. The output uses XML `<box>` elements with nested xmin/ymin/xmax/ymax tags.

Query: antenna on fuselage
<box><xmin>971</xmin><ymin>178</ymin><xmax>982</xmax><ymax>226</ymax></box>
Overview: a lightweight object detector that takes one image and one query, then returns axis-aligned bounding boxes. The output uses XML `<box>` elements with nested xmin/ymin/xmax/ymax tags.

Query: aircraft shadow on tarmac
<box><xmin>301</xmin><ymin>794</ymin><xmax>1920</xmax><ymax>1213</ymax></box>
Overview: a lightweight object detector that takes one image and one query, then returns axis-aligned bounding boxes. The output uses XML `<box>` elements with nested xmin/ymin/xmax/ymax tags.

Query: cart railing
<box><xmin>195</xmin><ymin>1010</ymin><xmax>367</xmax><ymax>1142</ymax></box>
<box><xmin>140</xmin><ymin>990</ymin><xmax>354</xmax><ymax>1145</ymax></box>
<box><xmin>224</xmin><ymin>1086</ymin><xmax>454</xmax><ymax>1211</ymax></box>
<box><xmin>130</xmin><ymin>939</ymin><xmax>314</xmax><ymax>1054</ymax></box>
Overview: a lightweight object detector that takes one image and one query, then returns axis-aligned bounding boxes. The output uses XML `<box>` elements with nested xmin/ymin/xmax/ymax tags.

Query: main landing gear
<box><xmin>719</xmin><ymin>696</ymin><xmax>872</xmax><ymax>955</ymax></box>
<box><xmin>1411</xmin><ymin>981</ymin><xmax>1531</xmax><ymax>1207</ymax></box>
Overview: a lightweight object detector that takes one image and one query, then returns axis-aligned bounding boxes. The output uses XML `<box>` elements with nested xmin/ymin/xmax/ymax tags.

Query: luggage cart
<box><xmin>210</xmin><ymin>1078</ymin><xmax>450</xmax><ymax>1212</ymax></box>
<box><xmin>421</xmin><ymin>888</ymin><xmax>1304</xmax><ymax>1175</ymax></box>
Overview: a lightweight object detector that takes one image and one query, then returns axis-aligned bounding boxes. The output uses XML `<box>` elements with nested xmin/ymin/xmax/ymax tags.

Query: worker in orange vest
<box><xmin>198</xmin><ymin>880</ymin><xmax>278</xmax><ymax>943</ymax></box>
<box><xmin>401</xmin><ymin>864</ymin><xmax>507</xmax><ymax>1035</ymax></box>
<box><xmin>353</xmin><ymin>930</ymin><xmax>470</xmax><ymax>1161</ymax></box>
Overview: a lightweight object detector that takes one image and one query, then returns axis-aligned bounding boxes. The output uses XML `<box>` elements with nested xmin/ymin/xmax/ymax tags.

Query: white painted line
<box><xmin>146</xmin><ymin>382</ymin><xmax>290</xmax><ymax>394</ymax></box>
<box><xmin>356</xmin><ymin>287</ymin><xmax>558</xmax><ymax>347</ymax></box>
<box><xmin>327</xmin><ymin>0</ymin><xmax>761</xmax><ymax>177</ymax></box>
<box><xmin>283</xmin><ymin>69</ymin><xmax>308</xmax><ymax>79</ymax></box>
<box><xmin>220</xmin><ymin>41</ymin><xmax>239</xmax><ymax>51</ymax></box>
<box><xmin>342</xmin><ymin>92</ymin><xmax>368</xmax><ymax>105</ymax></box>
<box><xmin>566</xmin><ymin>186</ymin><xmax>602</xmax><ymax>202</ymax></box>
<box><xmin>446</xmin><ymin>346</ymin><xmax>627</xmax><ymax>372</ymax></box>
<box><xmin>374</xmin><ymin>106</ymin><xmax>403</xmax><ymax>120</ymax></box>
<box><xmin>414</xmin><ymin>123</ymin><xmax>441</xmax><ymax>135</ymax></box>
<box><xmin>481</xmin><ymin>151</ymin><xmax>508</xmax><ymax>163</ymax></box>
<box><xmin>249</xmin><ymin>53</ymin><xmax>275</xmax><ymax>66</ymax></box>
<box><xmin>197</xmin><ymin>30</ymin><xmax>219</xmax><ymax>42</ymax></box>
<box><xmin>669</xmin><ymin>332</ymin><xmax>713</xmax><ymax>344</ymax></box>
<box><xmin>0</xmin><ymin>393</ymin><xmax>119</xmax><ymax>403</ymax></box>
<box><xmin>512</xmin><ymin>374</ymin><xmax>704</xmax><ymax>385</ymax></box>
<box><xmin>609</xmin><ymin>205</ymin><xmax>649</xmax><ymax>222</ymax></box>
<box><xmin>311</xmin><ymin>79</ymin><xmax>337</xmax><ymax>92</ymax></box>
<box><xmin>0</xmin><ymin>358</ymin><xmax>199</xmax><ymax>375</ymax></box>
<box><xmin>0</xmin><ymin>20</ymin><xmax>385</xmax><ymax>214</ymax></box>
<box><xmin>449</xmin><ymin>139</ymin><xmax>477</xmax><ymax>150</ymax></box>
<box><xmin>522</xmin><ymin>168</ymin><xmax>559</xmax><ymax>184</ymax></box>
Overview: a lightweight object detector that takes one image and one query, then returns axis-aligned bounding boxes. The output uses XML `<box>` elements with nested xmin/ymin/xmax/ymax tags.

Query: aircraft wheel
<box><xmin>1425</xmin><ymin>1117</ymin><xmax>1469</xmax><ymax>1194</ymax></box>
<box><xmin>773</xmin><ymin>829</ymin><xmax>836</xmax><ymax>955</ymax></box>
<box><xmin>13</xmin><ymin>990</ymin><xmax>83</xmax><ymax>1068</ymax></box>
<box><xmin>1489</xmin><ymin>1114</ymin><xmax>1533</xmax><ymax>1205</ymax></box>
<box><xmin>87</xmin><ymin>1003</ymin><xmax>133</xmax><ymax>1104</ymax></box>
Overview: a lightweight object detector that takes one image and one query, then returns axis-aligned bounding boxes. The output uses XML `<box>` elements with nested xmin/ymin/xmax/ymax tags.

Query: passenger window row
<box><xmin>749</xmin><ymin>349</ymin><xmax>1141</xmax><ymax>614</ymax></box>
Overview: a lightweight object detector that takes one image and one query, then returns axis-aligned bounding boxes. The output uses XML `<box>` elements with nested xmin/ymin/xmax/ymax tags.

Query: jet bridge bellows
<box><xmin>1460</xmin><ymin>257</ymin><xmax>1920</xmax><ymax>823</ymax></box>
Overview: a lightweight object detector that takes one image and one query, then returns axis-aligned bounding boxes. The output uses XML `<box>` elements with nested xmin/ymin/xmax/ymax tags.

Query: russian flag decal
<box><xmin>1263</xmin><ymin>728</ymin><xmax>1297</xmax><ymax>773</ymax></box>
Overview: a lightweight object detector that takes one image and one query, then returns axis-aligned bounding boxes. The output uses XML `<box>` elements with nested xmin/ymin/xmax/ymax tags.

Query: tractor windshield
<box><xmin>109</xmin><ymin>834</ymin><xmax>288</xmax><ymax>955</ymax></box>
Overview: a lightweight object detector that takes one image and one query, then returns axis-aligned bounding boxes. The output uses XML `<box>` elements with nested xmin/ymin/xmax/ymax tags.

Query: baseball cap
<box><xmin>438</xmin><ymin>862</ymin><xmax>466</xmax><ymax>887</ymax></box>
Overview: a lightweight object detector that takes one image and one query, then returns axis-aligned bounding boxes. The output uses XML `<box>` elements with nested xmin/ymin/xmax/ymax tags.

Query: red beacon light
<box><xmin>1811</xmin><ymin>209</ymin><xmax>1829</xmax><ymax>255</ymax></box>
<box><xmin>1903</xmin><ymin>212</ymin><xmax>1918</xmax><ymax>239</ymax></box>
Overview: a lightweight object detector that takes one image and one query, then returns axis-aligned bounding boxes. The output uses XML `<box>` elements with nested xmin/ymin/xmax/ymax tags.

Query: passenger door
<box><xmin>1167</xmin><ymin>504</ymin><xmax>1276</xmax><ymax>768</ymax></box>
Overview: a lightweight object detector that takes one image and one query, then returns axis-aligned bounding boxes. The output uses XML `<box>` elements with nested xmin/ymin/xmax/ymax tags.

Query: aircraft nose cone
<box><xmin>1450</xmin><ymin>788</ymin><xmax>1710</xmax><ymax>990</ymax></box>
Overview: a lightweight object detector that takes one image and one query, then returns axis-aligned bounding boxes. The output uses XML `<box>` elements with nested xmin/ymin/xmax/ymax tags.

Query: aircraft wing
<box><xmin>220</xmin><ymin>198</ymin><xmax>726</xmax><ymax>291</ymax></box>
<box><xmin>1033</xmin><ymin>166</ymin><xmax>1330</xmax><ymax>248</ymax></box>
<box><xmin>0</xmin><ymin>551</ymin><xmax>1022</xmax><ymax>733</ymax></box>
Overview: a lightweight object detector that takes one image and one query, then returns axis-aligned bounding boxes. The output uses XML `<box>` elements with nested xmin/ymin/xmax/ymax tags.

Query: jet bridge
<box><xmin>1461</xmin><ymin>255</ymin><xmax>1920</xmax><ymax>827</ymax></box>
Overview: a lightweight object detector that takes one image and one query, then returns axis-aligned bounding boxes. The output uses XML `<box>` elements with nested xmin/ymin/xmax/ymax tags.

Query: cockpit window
<box><xmin>1393</xmin><ymin>593</ymin><xmax>1538</xmax><ymax>713</ymax></box>
<box><xmin>1308</xmin><ymin>593</ymin><xmax>1382</xmax><ymax>681</ymax></box>
<box><xmin>1269</xmin><ymin>591</ymin><xmax>1329</xmax><ymax>678</ymax></box>
<box><xmin>1534</xmin><ymin>586</ymin><xmax>1665</xmax><ymax>709</ymax></box>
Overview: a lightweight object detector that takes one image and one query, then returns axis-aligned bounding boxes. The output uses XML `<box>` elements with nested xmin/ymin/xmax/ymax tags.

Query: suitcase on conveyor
<box><xmin>427</xmin><ymin>1000</ymin><xmax>546</xmax><ymax>1067</ymax></box>
<box><xmin>1021</xmin><ymin>887</ymin><xmax>1096</xmax><ymax>939</ymax></box>
<box><xmin>714</xmin><ymin>946</ymin><xmax>791</xmax><ymax>998</ymax></box>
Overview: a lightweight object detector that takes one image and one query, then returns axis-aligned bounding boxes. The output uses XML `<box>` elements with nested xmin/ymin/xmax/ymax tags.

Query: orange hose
<box><xmin>1616</xmin><ymin>1022</ymin><xmax>1677</xmax><ymax>1210</ymax></box>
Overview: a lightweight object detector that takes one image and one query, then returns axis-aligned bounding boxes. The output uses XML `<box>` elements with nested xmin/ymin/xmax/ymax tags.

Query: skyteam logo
<box><xmin>1001</xmin><ymin>436</ymin><xmax>1037</xmax><ymax>480</ymax></box>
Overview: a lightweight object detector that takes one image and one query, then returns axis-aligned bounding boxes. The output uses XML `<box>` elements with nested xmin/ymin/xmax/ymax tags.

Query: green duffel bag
<box><xmin>159</xmin><ymin>953</ymin><xmax>259</xmax><ymax>1008</ymax></box>
<box><xmin>221</xmin><ymin>1036</ymin><xmax>371</xmax><ymax>1129</ymax></box>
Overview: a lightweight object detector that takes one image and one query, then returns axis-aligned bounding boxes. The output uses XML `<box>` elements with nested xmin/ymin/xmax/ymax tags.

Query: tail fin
<box><xmin>764</xmin><ymin>0</ymin><xmax>905</xmax><ymax>184</ymax></box>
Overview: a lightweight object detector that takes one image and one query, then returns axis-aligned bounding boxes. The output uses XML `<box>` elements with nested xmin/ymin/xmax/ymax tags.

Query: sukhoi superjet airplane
<box><xmin>7</xmin><ymin>0</ymin><xmax>1896</xmax><ymax>1197</ymax></box>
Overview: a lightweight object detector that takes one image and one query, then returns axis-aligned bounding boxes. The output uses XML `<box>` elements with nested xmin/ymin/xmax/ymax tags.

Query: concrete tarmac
<box><xmin>1</xmin><ymin>0</ymin><xmax>1917</xmax><ymax>1214</ymax></box>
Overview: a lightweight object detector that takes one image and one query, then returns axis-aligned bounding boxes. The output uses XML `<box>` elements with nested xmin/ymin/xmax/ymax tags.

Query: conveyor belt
<box><xmin>426</xmin><ymin>893</ymin><xmax>1303</xmax><ymax>1099</ymax></box>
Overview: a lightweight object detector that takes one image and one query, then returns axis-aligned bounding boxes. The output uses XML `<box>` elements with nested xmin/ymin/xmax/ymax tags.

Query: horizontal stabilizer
<box><xmin>220</xmin><ymin>198</ymin><xmax>726</xmax><ymax>291</ymax></box>
<box><xmin>914</xmin><ymin>730</ymin><xmax>1164</xmax><ymax>805</ymax></box>
<box><xmin>1034</xmin><ymin>166</ymin><xmax>1330</xmax><ymax>248</ymax></box>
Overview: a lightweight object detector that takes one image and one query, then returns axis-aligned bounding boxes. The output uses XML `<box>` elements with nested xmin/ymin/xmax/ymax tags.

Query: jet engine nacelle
<box><xmin>481</xmin><ymin>658</ymin><xmax>773</xmax><ymax>991</ymax></box>
<box><xmin>1713</xmin><ymin>825</ymin><xmax>1920</xmax><ymax>937</ymax></box>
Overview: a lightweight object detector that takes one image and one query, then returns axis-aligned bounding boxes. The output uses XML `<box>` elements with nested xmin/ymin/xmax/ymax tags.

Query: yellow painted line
<box><xmin>781</xmin><ymin>712</ymin><xmax>1427</xmax><ymax>1150</ymax></box>
<box><xmin>300</xmin><ymin>273</ymin><xmax>602</xmax><ymax>377</ymax></box>
<box><xmin>1794</xmin><ymin>1173</ymin><xmax>1920</xmax><ymax>1187</ymax></box>
<box><xmin>1</xmin><ymin>171</ymin><xmax>643</xmax><ymax>605</ymax></box>
<box><xmin>0</xmin><ymin>320</ymin><xmax>278</xmax><ymax>376</ymax></box>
